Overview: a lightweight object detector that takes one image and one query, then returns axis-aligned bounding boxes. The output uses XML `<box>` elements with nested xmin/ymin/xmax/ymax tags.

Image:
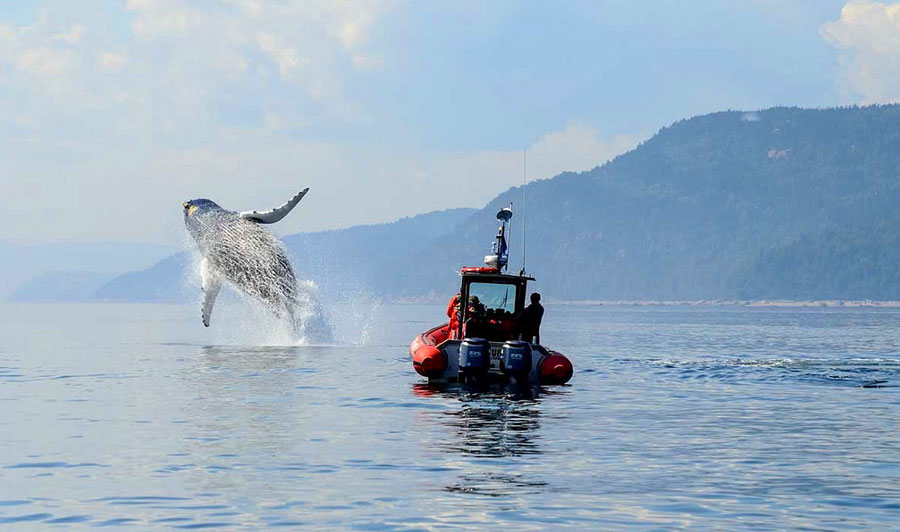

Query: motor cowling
<box><xmin>501</xmin><ymin>340</ymin><xmax>532</xmax><ymax>377</ymax></box>
<box><xmin>459</xmin><ymin>337</ymin><xmax>491</xmax><ymax>376</ymax></box>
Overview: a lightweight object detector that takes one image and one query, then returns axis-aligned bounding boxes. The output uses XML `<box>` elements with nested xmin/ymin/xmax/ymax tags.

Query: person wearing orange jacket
<box><xmin>446</xmin><ymin>292</ymin><xmax>461</xmax><ymax>339</ymax></box>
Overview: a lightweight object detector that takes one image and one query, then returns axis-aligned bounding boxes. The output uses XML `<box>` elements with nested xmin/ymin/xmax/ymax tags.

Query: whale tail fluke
<box><xmin>239</xmin><ymin>187</ymin><xmax>309</xmax><ymax>224</ymax></box>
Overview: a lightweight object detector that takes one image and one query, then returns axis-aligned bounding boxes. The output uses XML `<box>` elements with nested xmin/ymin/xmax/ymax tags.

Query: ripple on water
<box><xmin>93</xmin><ymin>518</ymin><xmax>141</xmax><ymax>527</ymax></box>
<box><xmin>0</xmin><ymin>366</ymin><xmax>25</xmax><ymax>379</ymax></box>
<box><xmin>3</xmin><ymin>462</ymin><xmax>108</xmax><ymax>469</ymax></box>
<box><xmin>619</xmin><ymin>356</ymin><xmax>900</xmax><ymax>388</ymax></box>
<box><xmin>0</xmin><ymin>513</ymin><xmax>53</xmax><ymax>524</ymax></box>
<box><xmin>0</xmin><ymin>500</ymin><xmax>31</xmax><ymax>507</ymax></box>
<box><xmin>45</xmin><ymin>515</ymin><xmax>91</xmax><ymax>524</ymax></box>
<box><xmin>153</xmin><ymin>517</ymin><xmax>194</xmax><ymax>524</ymax></box>
<box><xmin>173</xmin><ymin>523</ymin><xmax>237</xmax><ymax>529</ymax></box>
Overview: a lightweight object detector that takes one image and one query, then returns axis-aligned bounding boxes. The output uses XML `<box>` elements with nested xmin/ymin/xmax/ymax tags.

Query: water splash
<box><xmin>326</xmin><ymin>291</ymin><xmax>382</xmax><ymax>346</ymax></box>
<box><xmin>291</xmin><ymin>280</ymin><xmax>333</xmax><ymax>345</ymax></box>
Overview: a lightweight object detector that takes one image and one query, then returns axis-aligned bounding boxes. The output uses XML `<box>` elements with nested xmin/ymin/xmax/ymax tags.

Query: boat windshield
<box><xmin>467</xmin><ymin>282</ymin><xmax>518</xmax><ymax>316</ymax></box>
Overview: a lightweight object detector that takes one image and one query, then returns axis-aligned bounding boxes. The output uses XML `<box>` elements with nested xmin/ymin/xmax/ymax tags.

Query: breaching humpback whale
<box><xmin>182</xmin><ymin>188</ymin><xmax>309</xmax><ymax>328</ymax></box>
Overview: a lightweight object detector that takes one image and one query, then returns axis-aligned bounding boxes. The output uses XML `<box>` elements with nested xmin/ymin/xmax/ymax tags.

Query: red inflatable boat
<box><xmin>409</xmin><ymin>207</ymin><xmax>573</xmax><ymax>385</ymax></box>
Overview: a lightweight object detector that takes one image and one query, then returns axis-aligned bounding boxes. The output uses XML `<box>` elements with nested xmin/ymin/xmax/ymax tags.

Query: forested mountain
<box><xmin>412</xmin><ymin>105</ymin><xmax>900</xmax><ymax>301</ymax></box>
<box><xmin>21</xmin><ymin>105</ymin><xmax>900</xmax><ymax>303</ymax></box>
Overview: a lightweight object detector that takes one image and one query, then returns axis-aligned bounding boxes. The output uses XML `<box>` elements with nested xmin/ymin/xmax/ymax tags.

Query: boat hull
<box><xmin>409</xmin><ymin>323</ymin><xmax>573</xmax><ymax>384</ymax></box>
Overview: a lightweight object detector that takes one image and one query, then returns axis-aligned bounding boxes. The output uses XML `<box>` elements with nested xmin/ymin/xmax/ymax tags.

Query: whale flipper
<box><xmin>239</xmin><ymin>188</ymin><xmax>309</xmax><ymax>224</ymax></box>
<box><xmin>200</xmin><ymin>258</ymin><xmax>221</xmax><ymax>327</ymax></box>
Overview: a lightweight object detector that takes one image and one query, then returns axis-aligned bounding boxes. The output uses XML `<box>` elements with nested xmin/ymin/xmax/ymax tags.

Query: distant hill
<box><xmin>8</xmin><ymin>272</ymin><xmax>115</xmax><ymax>303</ymax></box>
<box><xmin>17</xmin><ymin>105</ymin><xmax>900</xmax><ymax>303</ymax></box>
<box><xmin>0</xmin><ymin>240</ymin><xmax>176</xmax><ymax>299</ymax></box>
<box><xmin>92</xmin><ymin>253</ymin><xmax>193</xmax><ymax>303</ymax></box>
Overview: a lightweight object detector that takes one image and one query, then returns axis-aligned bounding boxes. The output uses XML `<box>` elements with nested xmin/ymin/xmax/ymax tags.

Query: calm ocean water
<box><xmin>1</xmin><ymin>302</ymin><xmax>899</xmax><ymax>530</ymax></box>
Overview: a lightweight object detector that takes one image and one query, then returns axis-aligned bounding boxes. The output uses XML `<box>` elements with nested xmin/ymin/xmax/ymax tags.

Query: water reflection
<box><xmin>172</xmin><ymin>345</ymin><xmax>311</xmax><ymax>496</ymax></box>
<box><xmin>184</xmin><ymin>345</ymin><xmax>310</xmax><ymax>451</ymax></box>
<box><xmin>413</xmin><ymin>382</ymin><xmax>542</xmax><ymax>458</ymax></box>
<box><xmin>444</xmin><ymin>473</ymin><xmax>550</xmax><ymax>498</ymax></box>
<box><xmin>413</xmin><ymin>382</ymin><xmax>553</xmax><ymax>499</ymax></box>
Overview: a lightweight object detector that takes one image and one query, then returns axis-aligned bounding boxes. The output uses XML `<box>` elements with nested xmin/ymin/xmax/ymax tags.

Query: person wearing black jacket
<box><xmin>515</xmin><ymin>292</ymin><xmax>544</xmax><ymax>344</ymax></box>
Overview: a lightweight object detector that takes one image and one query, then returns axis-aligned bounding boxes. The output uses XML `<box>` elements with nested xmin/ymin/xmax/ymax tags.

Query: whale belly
<box><xmin>207</xmin><ymin>218</ymin><xmax>298</xmax><ymax>311</ymax></box>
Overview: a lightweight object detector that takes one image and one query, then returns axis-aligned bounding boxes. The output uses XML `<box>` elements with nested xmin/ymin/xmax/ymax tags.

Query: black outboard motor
<box><xmin>459</xmin><ymin>338</ymin><xmax>491</xmax><ymax>379</ymax></box>
<box><xmin>501</xmin><ymin>340</ymin><xmax>532</xmax><ymax>378</ymax></box>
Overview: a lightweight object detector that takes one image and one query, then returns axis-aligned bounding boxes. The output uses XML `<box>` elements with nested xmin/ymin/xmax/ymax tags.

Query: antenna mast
<box><xmin>521</xmin><ymin>149</ymin><xmax>527</xmax><ymax>275</ymax></box>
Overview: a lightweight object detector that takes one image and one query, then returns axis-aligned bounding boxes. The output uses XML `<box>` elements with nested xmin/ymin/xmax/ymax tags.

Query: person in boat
<box><xmin>467</xmin><ymin>295</ymin><xmax>484</xmax><ymax>315</ymax></box>
<box><xmin>515</xmin><ymin>292</ymin><xmax>544</xmax><ymax>344</ymax></box>
<box><xmin>447</xmin><ymin>292</ymin><xmax>461</xmax><ymax>338</ymax></box>
<box><xmin>463</xmin><ymin>295</ymin><xmax>488</xmax><ymax>338</ymax></box>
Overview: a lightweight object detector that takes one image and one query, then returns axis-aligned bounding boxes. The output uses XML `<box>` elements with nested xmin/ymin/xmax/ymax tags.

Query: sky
<box><xmin>1</xmin><ymin>0</ymin><xmax>898</xmax><ymax>244</ymax></box>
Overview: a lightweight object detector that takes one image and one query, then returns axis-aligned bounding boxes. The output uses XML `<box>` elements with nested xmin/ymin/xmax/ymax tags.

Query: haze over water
<box><xmin>1</xmin><ymin>302</ymin><xmax>899</xmax><ymax>530</ymax></box>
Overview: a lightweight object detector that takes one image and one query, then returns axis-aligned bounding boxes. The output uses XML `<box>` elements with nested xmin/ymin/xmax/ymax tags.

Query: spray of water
<box><xmin>326</xmin><ymin>290</ymin><xmax>382</xmax><ymax>346</ymax></box>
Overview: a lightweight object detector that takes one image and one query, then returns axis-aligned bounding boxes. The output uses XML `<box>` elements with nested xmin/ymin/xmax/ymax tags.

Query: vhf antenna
<box><xmin>520</xmin><ymin>149</ymin><xmax>527</xmax><ymax>276</ymax></box>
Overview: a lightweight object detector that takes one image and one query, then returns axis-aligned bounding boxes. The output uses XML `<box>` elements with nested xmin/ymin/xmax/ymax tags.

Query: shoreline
<box><xmin>549</xmin><ymin>299</ymin><xmax>900</xmax><ymax>308</ymax></box>
<box><xmin>4</xmin><ymin>299</ymin><xmax>900</xmax><ymax>309</ymax></box>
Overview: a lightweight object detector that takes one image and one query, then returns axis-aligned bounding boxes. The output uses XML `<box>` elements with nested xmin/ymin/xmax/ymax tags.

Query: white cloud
<box><xmin>337</xmin><ymin>9</ymin><xmax>377</xmax><ymax>51</ymax></box>
<box><xmin>0</xmin><ymin>1</ymin><xmax>400</xmax><ymax>243</ymax></box>
<box><xmin>0</xmin><ymin>19</ymin><xmax>90</xmax><ymax>99</ymax></box>
<box><xmin>98</xmin><ymin>51</ymin><xmax>127</xmax><ymax>72</ymax></box>
<box><xmin>127</xmin><ymin>0</ymin><xmax>199</xmax><ymax>38</ymax></box>
<box><xmin>0</xmin><ymin>1</ymin><xmax>393</xmax><ymax>111</ymax></box>
<box><xmin>16</xmin><ymin>47</ymin><xmax>75</xmax><ymax>77</ymax></box>
<box><xmin>0</xmin><ymin>2</ymin><xmax>640</xmax><ymax>244</ymax></box>
<box><xmin>124</xmin><ymin>0</ymin><xmax>390</xmax><ymax>78</ymax></box>
<box><xmin>528</xmin><ymin>124</ymin><xmax>637</xmax><ymax>178</ymax></box>
<box><xmin>822</xmin><ymin>1</ymin><xmax>900</xmax><ymax>103</ymax></box>
<box><xmin>256</xmin><ymin>33</ymin><xmax>307</xmax><ymax>77</ymax></box>
<box><xmin>263</xmin><ymin>111</ymin><xmax>289</xmax><ymax>131</ymax></box>
<box><xmin>352</xmin><ymin>53</ymin><xmax>384</xmax><ymax>71</ymax></box>
<box><xmin>52</xmin><ymin>25</ymin><xmax>84</xmax><ymax>44</ymax></box>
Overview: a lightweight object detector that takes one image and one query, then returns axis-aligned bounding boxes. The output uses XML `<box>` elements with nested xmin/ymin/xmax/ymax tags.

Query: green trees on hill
<box><xmin>417</xmin><ymin>105</ymin><xmax>900</xmax><ymax>300</ymax></box>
